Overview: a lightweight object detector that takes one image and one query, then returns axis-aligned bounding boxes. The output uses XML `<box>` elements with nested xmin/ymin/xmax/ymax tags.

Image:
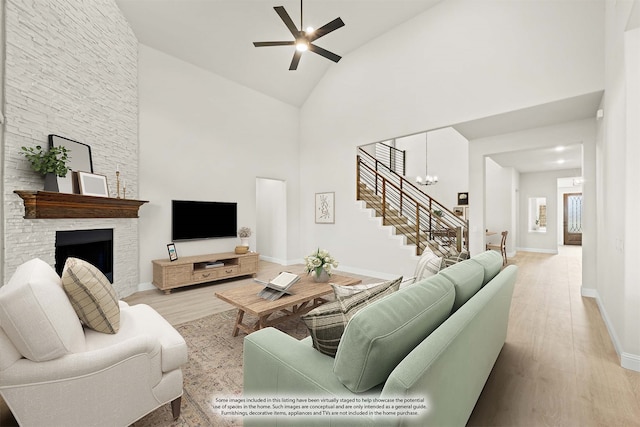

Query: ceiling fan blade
<box><xmin>274</xmin><ymin>6</ymin><xmax>301</xmax><ymax>38</ymax></box>
<box><xmin>289</xmin><ymin>51</ymin><xmax>302</xmax><ymax>70</ymax></box>
<box><xmin>308</xmin><ymin>17</ymin><xmax>345</xmax><ymax>42</ymax></box>
<box><xmin>253</xmin><ymin>41</ymin><xmax>295</xmax><ymax>47</ymax></box>
<box><xmin>308</xmin><ymin>44</ymin><xmax>341</xmax><ymax>63</ymax></box>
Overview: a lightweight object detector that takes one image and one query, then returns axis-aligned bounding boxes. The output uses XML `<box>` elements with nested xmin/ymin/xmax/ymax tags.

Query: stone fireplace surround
<box><xmin>2</xmin><ymin>0</ymin><xmax>140</xmax><ymax>298</ymax></box>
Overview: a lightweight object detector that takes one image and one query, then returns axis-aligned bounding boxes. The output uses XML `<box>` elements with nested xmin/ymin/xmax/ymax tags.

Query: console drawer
<box><xmin>193</xmin><ymin>265</ymin><xmax>239</xmax><ymax>282</ymax></box>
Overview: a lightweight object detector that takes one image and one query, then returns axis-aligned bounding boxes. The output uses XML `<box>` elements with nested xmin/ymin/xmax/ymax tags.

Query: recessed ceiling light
<box><xmin>557</xmin><ymin>159</ymin><xmax>566</xmax><ymax>164</ymax></box>
<box><xmin>555</xmin><ymin>146</ymin><xmax>565</xmax><ymax>152</ymax></box>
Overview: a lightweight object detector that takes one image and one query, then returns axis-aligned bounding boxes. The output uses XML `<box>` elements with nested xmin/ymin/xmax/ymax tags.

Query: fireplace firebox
<box><xmin>55</xmin><ymin>229</ymin><xmax>114</xmax><ymax>283</ymax></box>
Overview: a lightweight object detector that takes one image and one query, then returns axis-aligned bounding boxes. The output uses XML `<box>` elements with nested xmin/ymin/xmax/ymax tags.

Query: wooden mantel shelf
<box><xmin>14</xmin><ymin>191</ymin><xmax>148</xmax><ymax>219</ymax></box>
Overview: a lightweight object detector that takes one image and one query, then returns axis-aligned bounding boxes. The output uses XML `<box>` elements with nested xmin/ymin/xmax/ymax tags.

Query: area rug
<box><xmin>132</xmin><ymin>310</ymin><xmax>309</xmax><ymax>427</ymax></box>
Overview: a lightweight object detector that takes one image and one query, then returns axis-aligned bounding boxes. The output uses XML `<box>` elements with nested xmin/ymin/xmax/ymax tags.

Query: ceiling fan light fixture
<box><xmin>253</xmin><ymin>1</ymin><xmax>344</xmax><ymax>70</ymax></box>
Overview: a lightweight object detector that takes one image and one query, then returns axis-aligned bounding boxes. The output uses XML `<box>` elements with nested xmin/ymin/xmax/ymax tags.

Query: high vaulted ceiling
<box><xmin>116</xmin><ymin>0</ymin><xmax>442</xmax><ymax>107</ymax></box>
<box><xmin>116</xmin><ymin>0</ymin><xmax>599</xmax><ymax>174</ymax></box>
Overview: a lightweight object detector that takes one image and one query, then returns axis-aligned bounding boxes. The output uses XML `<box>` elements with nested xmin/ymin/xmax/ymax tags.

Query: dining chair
<box><xmin>486</xmin><ymin>230</ymin><xmax>508</xmax><ymax>266</ymax></box>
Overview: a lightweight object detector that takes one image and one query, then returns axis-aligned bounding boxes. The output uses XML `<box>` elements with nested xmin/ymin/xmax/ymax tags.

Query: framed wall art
<box><xmin>77</xmin><ymin>171</ymin><xmax>109</xmax><ymax>197</ymax></box>
<box><xmin>457</xmin><ymin>192</ymin><xmax>469</xmax><ymax>206</ymax></box>
<box><xmin>315</xmin><ymin>192</ymin><xmax>335</xmax><ymax>224</ymax></box>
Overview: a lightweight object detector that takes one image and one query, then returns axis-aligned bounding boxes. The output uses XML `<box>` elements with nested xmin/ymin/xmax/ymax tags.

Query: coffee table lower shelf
<box><xmin>215</xmin><ymin>273</ymin><xmax>361</xmax><ymax>337</ymax></box>
<box><xmin>232</xmin><ymin>297</ymin><xmax>328</xmax><ymax>336</ymax></box>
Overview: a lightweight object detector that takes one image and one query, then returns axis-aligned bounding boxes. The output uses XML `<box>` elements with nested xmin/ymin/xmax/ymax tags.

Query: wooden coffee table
<box><xmin>215</xmin><ymin>272</ymin><xmax>361</xmax><ymax>336</ymax></box>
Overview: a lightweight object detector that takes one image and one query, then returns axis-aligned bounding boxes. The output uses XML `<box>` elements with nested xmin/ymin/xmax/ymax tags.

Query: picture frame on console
<box><xmin>167</xmin><ymin>243</ymin><xmax>178</xmax><ymax>261</ymax></box>
<box><xmin>315</xmin><ymin>192</ymin><xmax>335</xmax><ymax>224</ymax></box>
<box><xmin>77</xmin><ymin>171</ymin><xmax>109</xmax><ymax>197</ymax></box>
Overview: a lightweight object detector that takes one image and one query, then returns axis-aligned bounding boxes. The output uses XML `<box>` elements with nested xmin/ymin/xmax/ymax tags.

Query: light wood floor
<box><xmin>469</xmin><ymin>246</ymin><xmax>640</xmax><ymax>426</ymax></box>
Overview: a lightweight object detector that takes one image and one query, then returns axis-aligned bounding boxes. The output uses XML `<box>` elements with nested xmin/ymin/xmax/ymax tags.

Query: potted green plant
<box><xmin>20</xmin><ymin>145</ymin><xmax>72</xmax><ymax>192</ymax></box>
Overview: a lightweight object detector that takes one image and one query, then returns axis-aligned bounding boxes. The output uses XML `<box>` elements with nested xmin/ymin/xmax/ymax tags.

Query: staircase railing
<box><xmin>356</xmin><ymin>148</ymin><xmax>468</xmax><ymax>256</ymax></box>
<box><xmin>374</xmin><ymin>142</ymin><xmax>405</xmax><ymax>175</ymax></box>
<box><xmin>359</xmin><ymin>142</ymin><xmax>406</xmax><ymax>175</ymax></box>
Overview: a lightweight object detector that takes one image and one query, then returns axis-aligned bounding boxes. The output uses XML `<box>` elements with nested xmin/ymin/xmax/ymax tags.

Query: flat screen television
<box><xmin>172</xmin><ymin>200</ymin><xmax>237</xmax><ymax>241</ymax></box>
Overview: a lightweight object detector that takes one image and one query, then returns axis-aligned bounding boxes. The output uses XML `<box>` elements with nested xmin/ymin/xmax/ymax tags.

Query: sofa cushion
<box><xmin>334</xmin><ymin>274</ymin><xmax>455</xmax><ymax>393</ymax></box>
<box><xmin>0</xmin><ymin>258</ymin><xmax>85</xmax><ymax>362</ymax></box>
<box><xmin>438</xmin><ymin>259</ymin><xmax>485</xmax><ymax>312</ymax></box>
<box><xmin>0</xmin><ymin>328</ymin><xmax>22</xmax><ymax>371</ymax></box>
<box><xmin>469</xmin><ymin>251</ymin><xmax>503</xmax><ymax>285</ymax></box>
<box><xmin>414</xmin><ymin>248</ymin><xmax>443</xmax><ymax>281</ymax></box>
<box><xmin>302</xmin><ymin>277</ymin><xmax>402</xmax><ymax>357</ymax></box>
<box><xmin>62</xmin><ymin>258</ymin><xmax>120</xmax><ymax>334</ymax></box>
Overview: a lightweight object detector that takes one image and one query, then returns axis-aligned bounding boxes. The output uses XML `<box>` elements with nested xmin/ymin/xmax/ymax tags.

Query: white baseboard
<box><xmin>622</xmin><ymin>352</ymin><xmax>640</xmax><ymax>371</ymax></box>
<box><xmin>515</xmin><ymin>247</ymin><xmax>559</xmax><ymax>254</ymax></box>
<box><xmin>259</xmin><ymin>255</ymin><xmax>288</xmax><ymax>265</ymax></box>
<box><xmin>580</xmin><ymin>287</ymin><xmax>598</xmax><ymax>298</ymax></box>
<box><xmin>587</xmin><ymin>288</ymin><xmax>640</xmax><ymax>372</ymax></box>
<box><xmin>137</xmin><ymin>281</ymin><xmax>155</xmax><ymax>292</ymax></box>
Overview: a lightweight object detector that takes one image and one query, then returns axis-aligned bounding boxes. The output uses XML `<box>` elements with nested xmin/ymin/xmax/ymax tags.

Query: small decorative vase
<box><xmin>44</xmin><ymin>173</ymin><xmax>73</xmax><ymax>193</ymax></box>
<box><xmin>240</xmin><ymin>237</ymin><xmax>250</xmax><ymax>248</ymax></box>
<box><xmin>313</xmin><ymin>268</ymin><xmax>330</xmax><ymax>283</ymax></box>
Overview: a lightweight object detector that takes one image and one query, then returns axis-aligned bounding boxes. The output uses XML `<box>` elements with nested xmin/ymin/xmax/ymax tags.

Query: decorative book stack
<box><xmin>256</xmin><ymin>272</ymin><xmax>300</xmax><ymax>301</ymax></box>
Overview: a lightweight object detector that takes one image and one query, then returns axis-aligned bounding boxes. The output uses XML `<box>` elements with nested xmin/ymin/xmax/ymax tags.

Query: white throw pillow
<box><xmin>0</xmin><ymin>258</ymin><xmax>85</xmax><ymax>361</ymax></box>
<box><xmin>413</xmin><ymin>248</ymin><xmax>443</xmax><ymax>282</ymax></box>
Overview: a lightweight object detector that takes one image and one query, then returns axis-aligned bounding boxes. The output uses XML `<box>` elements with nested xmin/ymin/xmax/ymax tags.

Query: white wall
<box><xmin>300</xmin><ymin>0</ymin><xmax>603</xmax><ymax>278</ymax></box>
<box><xmin>484</xmin><ymin>158</ymin><xmax>514</xmax><ymax>255</ymax></box>
<box><xmin>396</xmin><ymin>128</ymin><xmax>469</xmax><ymax>210</ymax></box>
<box><xmin>469</xmin><ymin>119</ymin><xmax>596</xmax><ymax>257</ymax></box>
<box><xmin>137</xmin><ymin>46</ymin><xmax>300</xmax><ymax>286</ymax></box>
<box><xmin>256</xmin><ymin>178</ymin><xmax>287</xmax><ymax>264</ymax></box>
<box><xmin>518</xmin><ymin>169</ymin><xmax>581</xmax><ymax>253</ymax></box>
<box><xmin>595</xmin><ymin>0</ymin><xmax>640</xmax><ymax>369</ymax></box>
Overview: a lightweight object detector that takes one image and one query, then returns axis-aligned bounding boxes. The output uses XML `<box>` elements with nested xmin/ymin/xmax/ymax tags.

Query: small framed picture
<box><xmin>453</xmin><ymin>206</ymin><xmax>465</xmax><ymax>217</ymax></box>
<box><xmin>315</xmin><ymin>192</ymin><xmax>335</xmax><ymax>224</ymax></box>
<box><xmin>167</xmin><ymin>243</ymin><xmax>178</xmax><ymax>261</ymax></box>
<box><xmin>77</xmin><ymin>171</ymin><xmax>109</xmax><ymax>197</ymax></box>
<box><xmin>457</xmin><ymin>192</ymin><xmax>469</xmax><ymax>206</ymax></box>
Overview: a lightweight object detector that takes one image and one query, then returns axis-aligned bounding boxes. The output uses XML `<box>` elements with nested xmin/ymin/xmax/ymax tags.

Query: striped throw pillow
<box><xmin>302</xmin><ymin>277</ymin><xmax>402</xmax><ymax>357</ymax></box>
<box><xmin>61</xmin><ymin>258</ymin><xmax>120</xmax><ymax>334</ymax></box>
<box><xmin>413</xmin><ymin>249</ymin><xmax>443</xmax><ymax>281</ymax></box>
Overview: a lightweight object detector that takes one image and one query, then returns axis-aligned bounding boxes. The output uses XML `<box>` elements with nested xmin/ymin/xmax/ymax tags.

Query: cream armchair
<box><xmin>0</xmin><ymin>258</ymin><xmax>188</xmax><ymax>426</ymax></box>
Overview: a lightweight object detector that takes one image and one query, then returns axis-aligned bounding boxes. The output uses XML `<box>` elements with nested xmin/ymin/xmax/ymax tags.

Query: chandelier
<box><xmin>416</xmin><ymin>132</ymin><xmax>438</xmax><ymax>186</ymax></box>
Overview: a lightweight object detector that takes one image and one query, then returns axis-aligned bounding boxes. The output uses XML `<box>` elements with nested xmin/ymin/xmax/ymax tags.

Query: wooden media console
<box><xmin>152</xmin><ymin>252</ymin><xmax>259</xmax><ymax>294</ymax></box>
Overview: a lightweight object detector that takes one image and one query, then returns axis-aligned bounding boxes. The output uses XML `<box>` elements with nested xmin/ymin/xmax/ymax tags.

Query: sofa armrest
<box><xmin>0</xmin><ymin>335</ymin><xmax>160</xmax><ymax>387</ymax></box>
<box><xmin>243</xmin><ymin>327</ymin><xmax>354</xmax><ymax>396</ymax></box>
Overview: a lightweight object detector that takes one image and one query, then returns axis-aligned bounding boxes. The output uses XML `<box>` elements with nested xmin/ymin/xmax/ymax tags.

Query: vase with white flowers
<box><xmin>238</xmin><ymin>227</ymin><xmax>252</xmax><ymax>247</ymax></box>
<box><xmin>305</xmin><ymin>248</ymin><xmax>339</xmax><ymax>283</ymax></box>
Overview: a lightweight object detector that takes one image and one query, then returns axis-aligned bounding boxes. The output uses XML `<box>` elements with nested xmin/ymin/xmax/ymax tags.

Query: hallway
<box><xmin>468</xmin><ymin>247</ymin><xmax>640</xmax><ymax>426</ymax></box>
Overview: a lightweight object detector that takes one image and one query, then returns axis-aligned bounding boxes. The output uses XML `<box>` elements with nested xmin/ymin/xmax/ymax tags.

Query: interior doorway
<box><xmin>563</xmin><ymin>193</ymin><xmax>583</xmax><ymax>245</ymax></box>
<box><xmin>255</xmin><ymin>178</ymin><xmax>287</xmax><ymax>264</ymax></box>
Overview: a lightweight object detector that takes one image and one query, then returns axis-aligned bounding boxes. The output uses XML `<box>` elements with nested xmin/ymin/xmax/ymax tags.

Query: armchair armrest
<box><xmin>0</xmin><ymin>335</ymin><xmax>160</xmax><ymax>387</ymax></box>
<box><xmin>243</xmin><ymin>327</ymin><xmax>353</xmax><ymax>396</ymax></box>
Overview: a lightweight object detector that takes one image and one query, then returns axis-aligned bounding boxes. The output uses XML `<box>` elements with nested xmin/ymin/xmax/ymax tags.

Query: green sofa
<box><xmin>243</xmin><ymin>251</ymin><xmax>517</xmax><ymax>426</ymax></box>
